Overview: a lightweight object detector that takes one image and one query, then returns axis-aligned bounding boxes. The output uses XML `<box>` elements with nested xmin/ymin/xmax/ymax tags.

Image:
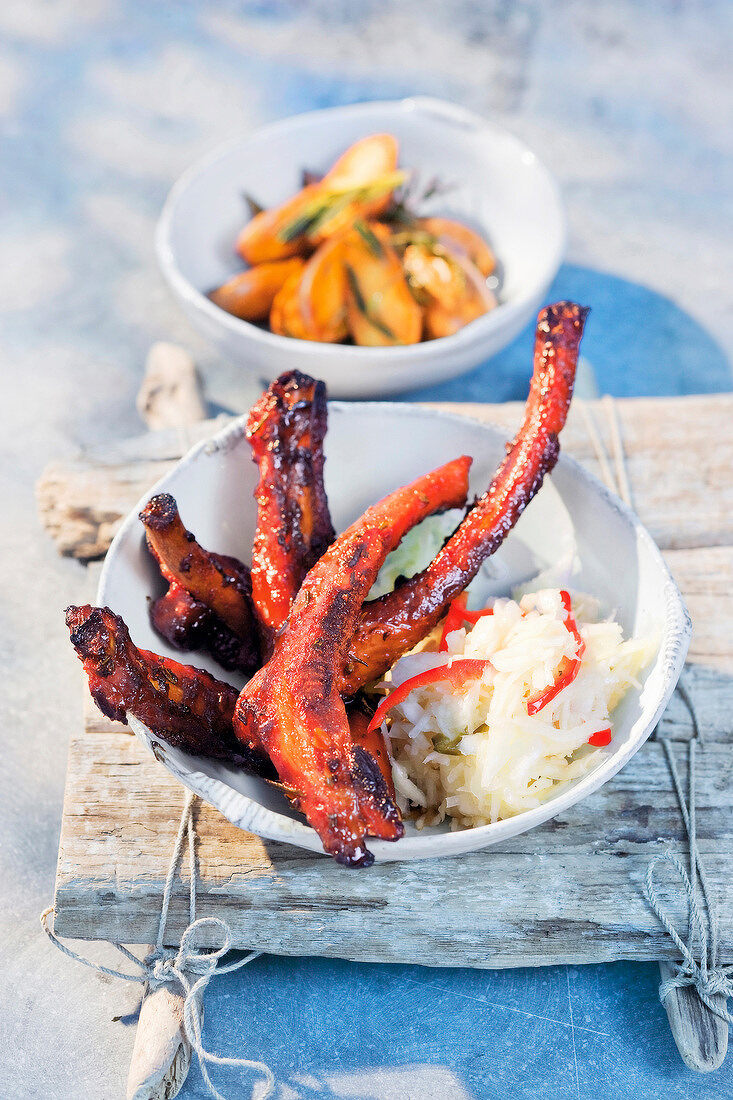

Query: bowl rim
<box><xmin>99</xmin><ymin>401</ymin><xmax>691</xmax><ymax>862</ymax></box>
<box><xmin>154</xmin><ymin>95</ymin><xmax>566</xmax><ymax>368</ymax></box>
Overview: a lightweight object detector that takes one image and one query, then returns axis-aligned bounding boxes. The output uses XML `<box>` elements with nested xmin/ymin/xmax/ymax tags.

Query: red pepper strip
<box><xmin>438</xmin><ymin>594</ymin><xmax>468</xmax><ymax>651</ymax></box>
<box><xmin>526</xmin><ymin>590</ymin><xmax>586</xmax><ymax>716</ymax></box>
<box><xmin>588</xmin><ymin>727</ymin><xmax>612</xmax><ymax>747</ymax></box>
<box><xmin>462</xmin><ymin>607</ymin><xmax>495</xmax><ymax>624</ymax></box>
<box><xmin>367</xmin><ymin>659</ymin><xmax>491</xmax><ymax>734</ymax></box>
<box><xmin>438</xmin><ymin>597</ymin><xmax>495</xmax><ymax>651</ymax></box>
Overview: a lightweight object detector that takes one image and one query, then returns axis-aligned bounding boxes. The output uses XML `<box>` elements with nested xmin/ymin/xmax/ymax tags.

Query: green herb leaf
<box><xmin>366</xmin><ymin>313</ymin><xmax>397</xmax><ymax>341</ymax></box>
<box><xmin>277</xmin><ymin>171</ymin><xmax>408</xmax><ymax>245</ymax></box>
<box><xmin>344</xmin><ymin>263</ymin><xmax>367</xmax><ymax>314</ymax></box>
<box><xmin>354</xmin><ymin>220</ymin><xmax>384</xmax><ymax>258</ymax></box>
<box><xmin>432</xmin><ymin>732</ymin><xmax>463</xmax><ymax>756</ymax></box>
<box><xmin>344</xmin><ymin>263</ymin><xmax>397</xmax><ymax>341</ymax></box>
<box><xmin>242</xmin><ymin>192</ymin><xmax>265</xmax><ymax>218</ymax></box>
<box><xmin>278</xmin><ymin>207</ymin><xmax>329</xmax><ymax>243</ymax></box>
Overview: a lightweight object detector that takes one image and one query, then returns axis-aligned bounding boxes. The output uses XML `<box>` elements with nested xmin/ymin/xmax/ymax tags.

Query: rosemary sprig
<box><xmin>277</xmin><ymin>171</ymin><xmax>408</xmax><ymax>244</ymax></box>
<box><xmin>301</xmin><ymin>168</ymin><xmax>323</xmax><ymax>188</ymax></box>
<box><xmin>278</xmin><ymin>208</ymin><xmax>332</xmax><ymax>243</ymax></box>
<box><xmin>344</xmin><ymin>262</ymin><xmax>366</xmax><ymax>312</ymax></box>
<box><xmin>344</xmin><ymin>264</ymin><xmax>396</xmax><ymax>341</ymax></box>
<box><xmin>354</xmin><ymin>220</ymin><xmax>384</xmax><ymax>258</ymax></box>
<box><xmin>242</xmin><ymin>192</ymin><xmax>265</xmax><ymax>218</ymax></box>
<box><xmin>383</xmin><ymin>171</ymin><xmax>457</xmax><ymax>226</ymax></box>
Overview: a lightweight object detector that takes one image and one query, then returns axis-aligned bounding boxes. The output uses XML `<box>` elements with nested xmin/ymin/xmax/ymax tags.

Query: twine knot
<box><xmin>41</xmin><ymin>792</ymin><xmax>274</xmax><ymax>1100</ymax></box>
<box><xmin>148</xmin><ymin>950</ymin><xmax>177</xmax><ymax>987</ymax></box>
<box><xmin>145</xmin><ymin>917</ymin><xmax>233</xmax><ymax>991</ymax></box>
<box><xmin>643</xmin><ymin>726</ymin><xmax>733</xmax><ymax>1028</ymax></box>
<box><xmin>700</xmin><ymin>972</ymin><xmax>733</xmax><ymax>999</ymax></box>
<box><xmin>646</xmin><ymin>850</ymin><xmax>733</xmax><ymax>1023</ymax></box>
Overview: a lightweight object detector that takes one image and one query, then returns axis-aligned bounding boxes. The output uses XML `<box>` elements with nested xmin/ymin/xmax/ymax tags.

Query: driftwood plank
<box><xmin>37</xmin><ymin>458</ymin><xmax>172</xmax><ymax>561</ymax></box>
<box><xmin>441</xmin><ymin>394</ymin><xmax>733</xmax><ymax>551</ymax></box>
<box><xmin>54</xmin><ymin>719</ymin><xmax>733</xmax><ymax>967</ymax></box>
<box><xmin>663</xmin><ymin>547</ymin><xmax>733</xmax><ymax>673</ymax></box>
<box><xmin>38</xmin><ymin>395</ymin><xmax>733</xmax><ymax>559</ymax></box>
<box><xmin>659</xmin><ymin>960</ymin><xmax>729</xmax><ymax>1072</ymax></box>
<box><xmin>657</xmin><ymin>664</ymin><xmax>733</xmax><ymax>742</ymax></box>
<box><xmin>135</xmin><ymin>341</ymin><xmax>207</xmax><ymax>431</ymax></box>
<box><xmin>36</xmin><ymin>417</ymin><xmax>231</xmax><ymax>560</ymax></box>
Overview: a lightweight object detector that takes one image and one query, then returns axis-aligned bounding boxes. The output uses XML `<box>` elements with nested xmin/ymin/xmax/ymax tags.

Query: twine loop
<box><xmin>645</xmin><ymin>850</ymin><xmax>733</xmax><ymax>1022</ymax></box>
<box><xmin>146</xmin><ymin>917</ymin><xmax>233</xmax><ymax>990</ymax></box>
<box><xmin>642</xmin><ymin>709</ymin><xmax>732</xmax><ymax>1026</ymax></box>
<box><xmin>41</xmin><ymin>792</ymin><xmax>274</xmax><ymax>1100</ymax></box>
<box><xmin>700</xmin><ymin>973</ymin><xmax>733</xmax><ymax>1000</ymax></box>
<box><xmin>579</xmin><ymin>396</ymin><xmax>730</xmax><ymax>1027</ymax></box>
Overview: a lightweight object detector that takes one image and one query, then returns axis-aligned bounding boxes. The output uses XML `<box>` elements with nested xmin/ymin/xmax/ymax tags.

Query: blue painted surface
<box><xmin>404</xmin><ymin>264</ymin><xmax>732</xmax><ymax>406</ymax></box>
<box><xmin>182</xmin><ymin>956</ymin><xmax>731</xmax><ymax>1099</ymax></box>
<box><xmin>1</xmin><ymin>2</ymin><xmax>731</xmax><ymax>1097</ymax></box>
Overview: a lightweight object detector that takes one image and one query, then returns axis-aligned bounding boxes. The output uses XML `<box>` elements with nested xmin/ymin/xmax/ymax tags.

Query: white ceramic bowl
<box><xmin>99</xmin><ymin>404</ymin><xmax>690</xmax><ymax>863</ymax></box>
<box><xmin>156</xmin><ymin>97</ymin><xmax>565</xmax><ymax>399</ymax></box>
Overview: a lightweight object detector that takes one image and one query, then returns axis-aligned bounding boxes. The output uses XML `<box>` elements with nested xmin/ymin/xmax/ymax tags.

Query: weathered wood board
<box><xmin>38</xmin><ymin>394</ymin><xmax>733</xmax><ymax>559</ymax></box>
<box><xmin>50</xmin><ymin>395</ymin><xmax>733</xmax><ymax>968</ymax></box>
<box><xmin>56</xmin><ymin>718</ymin><xmax>733</xmax><ymax>967</ymax></box>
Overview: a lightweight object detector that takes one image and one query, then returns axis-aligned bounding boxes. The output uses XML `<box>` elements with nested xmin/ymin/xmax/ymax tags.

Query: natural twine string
<box><xmin>645</xmin><ymin>728</ymin><xmax>733</xmax><ymax>1022</ymax></box>
<box><xmin>578</xmin><ymin>397</ymin><xmax>731</xmax><ymax>1024</ymax></box>
<box><xmin>41</xmin><ymin>790</ymin><xmax>275</xmax><ymax>1100</ymax></box>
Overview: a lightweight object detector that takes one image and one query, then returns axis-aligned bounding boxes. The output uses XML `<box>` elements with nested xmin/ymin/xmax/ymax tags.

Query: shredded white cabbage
<box><xmin>368</xmin><ymin>510</ymin><xmax>463</xmax><ymax>599</ymax></box>
<box><xmin>368</xmin><ymin>509</ymin><xmax>513</xmax><ymax>601</ymax></box>
<box><xmin>384</xmin><ymin>588</ymin><xmax>657</xmax><ymax>829</ymax></box>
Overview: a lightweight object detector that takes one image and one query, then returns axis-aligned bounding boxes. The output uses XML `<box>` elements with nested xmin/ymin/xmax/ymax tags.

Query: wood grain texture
<box><xmin>658</xmin><ymin>960</ymin><xmax>729</xmax><ymax>1072</ymax></box>
<box><xmin>53</xmin><ymin>711</ymin><xmax>733</xmax><ymax>966</ymax></box>
<box><xmin>663</xmin><ymin>547</ymin><xmax>733</xmax><ymax>673</ymax></box>
<box><xmin>136</xmin><ymin>341</ymin><xmax>207</xmax><ymax>432</ymax></box>
<box><xmin>38</xmin><ymin>394</ymin><xmax>733</xmax><ymax>559</ymax></box>
<box><xmin>36</xmin><ymin>417</ymin><xmax>231</xmax><ymax>560</ymax></box>
<box><xmin>656</xmin><ymin>664</ymin><xmax>733</xmax><ymax>741</ymax></box>
<box><xmin>126</xmin><ymin>985</ymin><xmax>192</xmax><ymax>1100</ymax></box>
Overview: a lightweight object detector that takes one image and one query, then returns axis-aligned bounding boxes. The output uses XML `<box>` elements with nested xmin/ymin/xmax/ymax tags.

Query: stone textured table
<box><xmin>1</xmin><ymin>2</ymin><xmax>731</xmax><ymax>1098</ymax></box>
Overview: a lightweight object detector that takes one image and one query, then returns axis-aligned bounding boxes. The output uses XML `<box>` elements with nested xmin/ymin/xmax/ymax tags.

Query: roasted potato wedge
<box><xmin>343</xmin><ymin>225</ymin><xmax>422</xmax><ymax>346</ymax></box>
<box><xmin>423</xmin><ymin>247</ymin><xmax>497</xmax><ymax>339</ymax></box>
<box><xmin>235</xmin><ymin>183</ymin><xmax>323</xmax><ymax>265</ymax></box>
<box><xmin>237</xmin><ymin>135</ymin><xmax>404</xmax><ymax>265</ymax></box>
<box><xmin>209</xmin><ymin>258</ymin><xmax>305</xmax><ymax>321</ymax></box>
<box><xmin>270</xmin><ymin>268</ymin><xmax>311</xmax><ymax>339</ymax></box>
<box><xmin>402</xmin><ymin>242</ymin><xmax>466</xmax><ymax>311</ymax></box>
<box><xmin>417</xmin><ymin>216</ymin><xmax>496</xmax><ymax>277</ymax></box>
<box><xmin>321</xmin><ymin>133</ymin><xmax>399</xmax><ymax>220</ymax></box>
<box><xmin>298</xmin><ymin>236</ymin><xmax>349</xmax><ymax>342</ymax></box>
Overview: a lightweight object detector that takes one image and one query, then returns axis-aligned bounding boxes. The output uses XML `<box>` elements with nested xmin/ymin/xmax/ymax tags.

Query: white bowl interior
<box><xmin>99</xmin><ymin>405</ymin><xmax>689</xmax><ymax>861</ymax></box>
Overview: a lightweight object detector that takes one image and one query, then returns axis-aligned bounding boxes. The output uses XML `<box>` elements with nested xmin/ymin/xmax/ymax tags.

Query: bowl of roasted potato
<box><xmin>156</xmin><ymin>97</ymin><xmax>565</xmax><ymax>398</ymax></box>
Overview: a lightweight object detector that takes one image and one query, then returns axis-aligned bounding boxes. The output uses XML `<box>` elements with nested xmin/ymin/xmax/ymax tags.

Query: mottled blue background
<box><xmin>1</xmin><ymin>2</ymin><xmax>730</xmax><ymax>1098</ymax></box>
